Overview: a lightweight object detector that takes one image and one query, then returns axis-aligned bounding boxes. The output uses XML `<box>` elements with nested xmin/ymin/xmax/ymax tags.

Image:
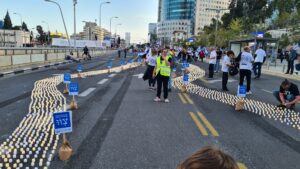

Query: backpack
<box><xmin>199</xmin><ymin>51</ymin><xmax>205</xmax><ymax>58</ymax></box>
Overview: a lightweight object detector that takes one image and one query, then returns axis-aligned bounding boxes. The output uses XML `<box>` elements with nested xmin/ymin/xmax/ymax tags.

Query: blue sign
<box><xmin>69</xmin><ymin>83</ymin><xmax>79</xmax><ymax>96</ymax></box>
<box><xmin>120</xmin><ymin>59</ymin><xmax>125</xmax><ymax>66</ymax></box>
<box><xmin>53</xmin><ymin>111</ymin><xmax>72</xmax><ymax>134</ymax></box>
<box><xmin>173</xmin><ymin>68</ymin><xmax>177</xmax><ymax>72</ymax></box>
<box><xmin>237</xmin><ymin>85</ymin><xmax>246</xmax><ymax>97</ymax></box>
<box><xmin>181</xmin><ymin>62</ymin><xmax>189</xmax><ymax>70</ymax></box>
<box><xmin>107</xmin><ymin>61</ymin><xmax>112</xmax><ymax>69</ymax></box>
<box><xmin>183</xmin><ymin>74</ymin><xmax>189</xmax><ymax>82</ymax></box>
<box><xmin>128</xmin><ymin>59</ymin><xmax>133</xmax><ymax>64</ymax></box>
<box><xmin>63</xmin><ymin>73</ymin><xmax>71</xmax><ymax>84</ymax></box>
<box><xmin>77</xmin><ymin>64</ymin><xmax>83</xmax><ymax>72</ymax></box>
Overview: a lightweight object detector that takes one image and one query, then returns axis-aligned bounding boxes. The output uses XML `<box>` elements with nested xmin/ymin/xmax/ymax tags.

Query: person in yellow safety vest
<box><xmin>153</xmin><ymin>49</ymin><xmax>172</xmax><ymax>103</ymax></box>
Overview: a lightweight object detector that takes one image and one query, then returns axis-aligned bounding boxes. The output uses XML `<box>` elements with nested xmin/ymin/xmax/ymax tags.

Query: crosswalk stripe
<box><xmin>98</xmin><ymin>79</ymin><xmax>108</xmax><ymax>85</ymax></box>
<box><xmin>178</xmin><ymin>93</ymin><xmax>187</xmax><ymax>104</ymax></box>
<box><xmin>79</xmin><ymin>88</ymin><xmax>96</xmax><ymax>97</ymax></box>
<box><xmin>189</xmin><ymin>112</ymin><xmax>208</xmax><ymax>136</ymax></box>
<box><xmin>197</xmin><ymin>112</ymin><xmax>219</xmax><ymax>137</ymax></box>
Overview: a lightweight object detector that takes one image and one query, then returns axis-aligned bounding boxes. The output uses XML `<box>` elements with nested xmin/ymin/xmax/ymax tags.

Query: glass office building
<box><xmin>161</xmin><ymin>0</ymin><xmax>195</xmax><ymax>21</ymax></box>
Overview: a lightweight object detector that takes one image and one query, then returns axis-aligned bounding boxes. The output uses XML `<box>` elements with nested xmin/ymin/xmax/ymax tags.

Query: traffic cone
<box><xmin>59</xmin><ymin>134</ymin><xmax>73</xmax><ymax>161</ymax></box>
<box><xmin>63</xmin><ymin>84</ymin><xmax>69</xmax><ymax>94</ymax></box>
<box><xmin>70</xmin><ymin>96</ymin><xmax>78</xmax><ymax>110</ymax></box>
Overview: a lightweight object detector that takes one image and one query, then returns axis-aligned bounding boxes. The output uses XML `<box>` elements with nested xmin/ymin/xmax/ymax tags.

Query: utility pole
<box><xmin>73</xmin><ymin>0</ymin><xmax>77</xmax><ymax>50</ymax></box>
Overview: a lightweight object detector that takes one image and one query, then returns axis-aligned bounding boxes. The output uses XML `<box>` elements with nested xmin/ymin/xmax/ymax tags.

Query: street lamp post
<box><xmin>73</xmin><ymin>0</ymin><xmax>77</xmax><ymax>50</ymax></box>
<box><xmin>44</xmin><ymin>0</ymin><xmax>71</xmax><ymax>48</ymax></box>
<box><xmin>99</xmin><ymin>1</ymin><xmax>110</xmax><ymax>44</ymax></box>
<box><xmin>110</xmin><ymin>16</ymin><xmax>118</xmax><ymax>37</ymax></box>
<box><xmin>13</xmin><ymin>12</ymin><xmax>22</xmax><ymax>30</ymax></box>
<box><xmin>205</xmin><ymin>8</ymin><xmax>228</xmax><ymax>47</ymax></box>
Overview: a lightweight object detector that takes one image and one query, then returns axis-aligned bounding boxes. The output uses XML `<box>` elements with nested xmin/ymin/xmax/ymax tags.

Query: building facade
<box><xmin>125</xmin><ymin>32</ymin><xmax>131</xmax><ymax>47</ymax></box>
<box><xmin>82</xmin><ymin>22</ymin><xmax>110</xmax><ymax>41</ymax></box>
<box><xmin>148</xmin><ymin>23</ymin><xmax>157</xmax><ymax>34</ymax></box>
<box><xmin>194</xmin><ymin>0</ymin><xmax>231</xmax><ymax>35</ymax></box>
<box><xmin>0</xmin><ymin>30</ymin><xmax>30</xmax><ymax>47</ymax></box>
<box><xmin>157</xmin><ymin>0</ymin><xmax>196</xmax><ymax>46</ymax></box>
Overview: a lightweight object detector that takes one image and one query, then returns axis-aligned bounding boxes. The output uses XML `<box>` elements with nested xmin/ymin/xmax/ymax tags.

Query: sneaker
<box><xmin>154</xmin><ymin>97</ymin><xmax>161</xmax><ymax>102</ymax></box>
<box><xmin>246</xmin><ymin>91</ymin><xmax>252</xmax><ymax>95</ymax></box>
<box><xmin>164</xmin><ymin>99</ymin><xmax>170</xmax><ymax>103</ymax></box>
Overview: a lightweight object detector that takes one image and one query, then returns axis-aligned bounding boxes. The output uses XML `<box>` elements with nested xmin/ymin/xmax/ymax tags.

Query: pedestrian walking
<box><xmin>124</xmin><ymin>48</ymin><xmax>127</xmax><ymax>58</ymax></box>
<box><xmin>153</xmin><ymin>49</ymin><xmax>171</xmax><ymax>103</ymax></box>
<box><xmin>144</xmin><ymin>49</ymin><xmax>157</xmax><ymax>90</ymax></box>
<box><xmin>215</xmin><ymin>47</ymin><xmax>222</xmax><ymax>73</ymax></box>
<box><xmin>237</xmin><ymin>46</ymin><xmax>254</xmax><ymax>94</ymax></box>
<box><xmin>208</xmin><ymin>47</ymin><xmax>217</xmax><ymax>78</ymax></box>
<box><xmin>222</xmin><ymin>50</ymin><xmax>235</xmax><ymax>91</ymax></box>
<box><xmin>253</xmin><ymin>45</ymin><xmax>266</xmax><ymax>79</ymax></box>
<box><xmin>286</xmin><ymin>45</ymin><xmax>298</xmax><ymax>74</ymax></box>
<box><xmin>118</xmin><ymin>48</ymin><xmax>121</xmax><ymax>58</ymax></box>
<box><xmin>199</xmin><ymin>50</ymin><xmax>205</xmax><ymax>63</ymax></box>
<box><xmin>273</xmin><ymin>79</ymin><xmax>300</xmax><ymax>110</ymax></box>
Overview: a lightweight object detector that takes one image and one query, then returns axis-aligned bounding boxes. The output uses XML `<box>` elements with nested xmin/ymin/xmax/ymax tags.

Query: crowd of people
<box><xmin>140</xmin><ymin>43</ymin><xmax>300</xmax><ymax>110</ymax></box>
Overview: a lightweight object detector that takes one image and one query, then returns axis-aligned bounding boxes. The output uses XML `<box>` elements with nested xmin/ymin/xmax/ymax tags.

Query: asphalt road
<box><xmin>0</xmin><ymin>56</ymin><xmax>299</xmax><ymax>169</ymax></box>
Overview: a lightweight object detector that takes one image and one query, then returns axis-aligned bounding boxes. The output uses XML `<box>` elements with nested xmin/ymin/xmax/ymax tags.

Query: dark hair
<box><xmin>227</xmin><ymin>50</ymin><xmax>235</xmax><ymax>56</ymax></box>
<box><xmin>281</xmin><ymin>79</ymin><xmax>290</xmax><ymax>87</ymax></box>
<box><xmin>177</xmin><ymin>146</ymin><xmax>239</xmax><ymax>169</ymax></box>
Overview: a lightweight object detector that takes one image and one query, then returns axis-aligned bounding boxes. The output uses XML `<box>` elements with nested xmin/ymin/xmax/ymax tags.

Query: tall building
<box><xmin>125</xmin><ymin>32</ymin><xmax>131</xmax><ymax>47</ymax></box>
<box><xmin>194</xmin><ymin>0</ymin><xmax>231</xmax><ymax>35</ymax></box>
<box><xmin>82</xmin><ymin>22</ymin><xmax>110</xmax><ymax>41</ymax></box>
<box><xmin>157</xmin><ymin>0</ymin><xmax>196</xmax><ymax>46</ymax></box>
<box><xmin>148</xmin><ymin>23</ymin><xmax>157</xmax><ymax>34</ymax></box>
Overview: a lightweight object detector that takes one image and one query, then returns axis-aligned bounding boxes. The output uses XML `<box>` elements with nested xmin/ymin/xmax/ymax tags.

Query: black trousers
<box><xmin>156</xmin><ymin>74</ymin><xmax>169</xmax><ymax>99</ymax></box>
<box><xmin>208</xmin><ymin>64</ymin><xmax>215</xmax><ymax>78</ymax></box>
<box><xmin>222</xmin><ymin>72</ymin><xmax>228</xmax><ymax>90</ymax></box>
<box><xmin>286</xmin><ymin>60</ymin><xmax>294</xmax><ymax>74</ymax></box>
<box><xmin>148</xmin><ymin>65</ymin><xmax>156</xmax><ymax>87</ymax></box>
<box><xmin>253</xmin><ymin>62</ymin><xmax>262</xmax><ymax>78</ymax></box>
<box><xmin>239</xmin><ymin>69</ymin><xmax>252</xmax><ymax>92</ymax></box>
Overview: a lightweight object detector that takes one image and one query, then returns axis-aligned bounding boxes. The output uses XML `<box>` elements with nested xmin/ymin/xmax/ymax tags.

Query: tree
<box><xmin>229</xmin><ymin>18</ymin><xmax>243</xmax><ymax>33</ymax></box>
<box><xmin>3</xmin><ymin>11</ymin><xmax>12</xmax><ymax>29</ymax></box>
<box><xmin>22</xmin><ymin>22</ymin><xmax>29</xmax><ymax>31</ymax></box>
<box><xmin>36</xmin><ymin>25</ymin><xmax>46</xmax><ymax>44</ymax></box>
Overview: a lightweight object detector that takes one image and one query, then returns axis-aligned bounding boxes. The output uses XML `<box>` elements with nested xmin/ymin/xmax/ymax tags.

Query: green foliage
<box><xmin>22</xmin><ymin>22</ymin><xmax>29</xmax><ymax>31</ymax></box>
<box><xmin>229</xmin><ymin>18</ymin><xmax>243</xmax><ymax>33</ymax></box>
<box><xmin>264</xmin><ymin>32</ymin><xmax>272</xmax><ymax>38</ymax></box>
<box><xmin>3</xmin><ymin>11</ymin><xmax>12</xmax><ymax>29</ymax></box>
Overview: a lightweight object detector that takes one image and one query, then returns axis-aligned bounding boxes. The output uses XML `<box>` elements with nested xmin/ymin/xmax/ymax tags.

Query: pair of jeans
<box><xmin>222</xmin><ymin>72</ymin><xmax>229</xmax><ymax>90</ymax></box>
<box><xmin>215</xmin><ymin>59</ymin><xmax>220</xmax><ymax>72</ymax></box>
<box><xmin>286</xmin><ymin>60</ymin><xmax>294</xmax><ymax>74</ymax></box>
<box><xmin>208</xmin><ymin>64</ymin><xmax>215</xmax><ymax>78</ymax></box>
<box><xmin>239</xmin><ymin>69</ymin><xmax>252</xmax><ymax>92</ymax></box>
<box><xmin>253</xmin><ymin>62</ymin><xmax>263</xmax><ymax>78</ymax></box>
<box><xmin>168</xmin><ymin>74</ymin><xmax>172</xmax><ymax>89</ymax></box>
<box><xmin>273</xmin><ymin>91</ymin><xmax>296</xmax><ymax>107</ymax></box>
<box><xmin>156</xmin><ymin>74</ymin><xmax>170</xmax><ymax>99</ymax></box>
<box><xmin>148</xmin><ymin>65</ymin><xmax>156</xmax><ymax>87</ymax></box>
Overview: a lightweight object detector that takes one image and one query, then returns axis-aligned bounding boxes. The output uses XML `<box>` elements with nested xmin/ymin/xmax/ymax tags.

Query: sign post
<box><xmin>63</xmin><ymin>73</ymin><xmax>71</xmax><ymax>94</ymax></box>
<box><xmin>52</xmin><ymin>111</ymin><xmax>73</xmax><ymax>161</ymax></box>
<box><xmin>236</xmin><ymin>85</ymin><xmax>247</xmax><ymax>111</ymax></box>
<box><xmin>69</xmin><ymin>83</ymin><xmax>79</xmax><ymax>110</ymax></box>
<box><xmin>77</xmin><ymin>64</ymin><xmax>83</xmax><ymax>78</ymax></box>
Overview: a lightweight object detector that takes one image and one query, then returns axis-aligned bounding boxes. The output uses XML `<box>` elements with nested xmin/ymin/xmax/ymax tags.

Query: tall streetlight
<box><xmin>99</xmin><ymin>1</ymin><xmax>110</xmax><ymax>43</ymax></box>
<box><xmin>44</xmin><ymin>0</ymin><xmax>71</xmax><ymax>48</ymax></box>
<box><xmin>110</xmin><ymin>16</ymin><xmax>118</xmax><ymax>37</ymax></box>
<box><xmin>73</xmin><ymin>0</ymin><xmax>77</xmax><ymax>50</ymax></box>
<box><xmin>115</xmin><ymin>23</ymin><xmax>122</xmax><ymax>37</ymax></box>
<box><xmin>205</xmin><ymin>8</ymin><xmax>228</xmax><ymax>47</ymax></box>
<box><xmin>13</xmin><ymin>12</ymin><xmax>22</xmax><ymax>30</ymax></box>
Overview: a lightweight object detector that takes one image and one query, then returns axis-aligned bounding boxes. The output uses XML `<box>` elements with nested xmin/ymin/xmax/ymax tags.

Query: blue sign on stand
<box><xmin>69</xmin><ymin>83</ymin><xmax>79</xmax><ymax>96</ymax></box>
<box><xmin>63</xmin><ymin>73</ymin><xmax>71</xmax><ymax>84</ymax></box>
<box><xmin>183</xmin><ymin>74</ymin><xmax>189</xmax><ymax>82</ymax></box>
<box><xmin>237</xmin><ymin>85</ymin><xmax>246</xmax><ymax>97</ymax></box>
<box><xmin>77</xmin><ymin>64</ymin><xmax>83</xmax><ymax>72</ymax></box>
<box><xmin>107</xmin><ymin>61</ymin><xmax>112</xmax><ymax>69</ymax></box>
<box><xmin>53</xmin><ymin>111</ymin><xmax>72</xmax><ymax>134</ymax></box>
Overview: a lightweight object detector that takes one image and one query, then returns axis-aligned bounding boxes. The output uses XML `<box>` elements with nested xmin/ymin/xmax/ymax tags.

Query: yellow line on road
<box><xmin>178</xmin><ymin>93</ymin><xmax>187</xmax><ymax>104</ymax></box>
<box><xmin>197</xmin><ymin>112</ymin><xmax>219</xmax><ymax>137</ymax></box>
<box><xmin>237</xmin><ymin>162</ymin><xmax>248</xmax><ymax>169</ymax></box>
<box><xmin>189</xmin><ymin>112</ymin><xmax>208</xmax><ymax>136</ymax></box>
<box><xmin>183</xmin><ymin>93</ymin><xmax>194</xmax><ymax>104</ymax></box>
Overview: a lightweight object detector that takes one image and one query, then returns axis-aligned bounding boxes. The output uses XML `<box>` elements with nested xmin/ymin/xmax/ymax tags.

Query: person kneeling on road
<box><xmin>274</xmin><ymin>79</ymin><xmax>300</xmax><ymax>110</ymax></box>
<box><xmin>153</xmin><ymin>49</ymin><xmax>171</xmax><ymax>103</ymax></box>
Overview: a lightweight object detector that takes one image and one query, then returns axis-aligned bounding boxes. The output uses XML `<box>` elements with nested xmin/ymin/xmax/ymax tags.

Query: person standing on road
<box><xmin>286</xmin><ymin>44</ymin><xmax>298</xmax><ymax>74</ymax></box>
<box><xmin>153</xmin><ymin>49</ymin><xmax>171</xmax><ymax>103</ymax></box>
<box><xmin>222</xmin><ymin>51</ymin><xmax>235</xmax><ymax>91</ymax></box>
<box><xmin>118</xmin><ymin>48</ymin><xmax>121</xmax><ymax>58</ymax></box>
<box><xmin>208</xmin><ymin>47</ymin><xmax>217</xmax><ymax>78</ymax></box>
<box><xmin>144</xmin><ymin>49</ymin><xmax>157</xmax><ymax>90</ymax></box>
<box><xmin>124</xmin><ymin>48</ymin><xmax>127</xmax><ymax>58</ymax></box>
<box><xmin>253</xmin><ymin>45</ymin><xmax>266</xmax><ymax>79</ymax></box>
<box><xmin>273</xmin><ymin>79</ymin><xmax>300</xmax><ymax>110</ymax></box>
<box><xmin>215</xmin><ymin>47</ymin><xmax>222</xmax><ymax>73</ymax></box>
<box><xmin>237</xmin><ymin>46</ymin><xmax>254</xmax><ymax>94</ymax></box>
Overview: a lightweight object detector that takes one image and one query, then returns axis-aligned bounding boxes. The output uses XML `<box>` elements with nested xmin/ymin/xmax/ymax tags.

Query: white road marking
<box><xmin>2</xmin><ymin>71</ymin><xmax>14</xmax><ymax>74</ymax></box>
<box><xmin>206</xmin><ymin>79</ymin><xmax>236</xmax><ymax>84</ymax></box>
<box><xmin>79</xmin><ymin>88</ymin><xmax>96</xmax><ymax>97</ymax></box>
<box><xmin>133</xmin><ymin>73</ymin><xmax>144</xmax><ymax>79</ymax></box>
<box><xmin>98</xmin><ymin>78</ymin><xmax>108</xmax><ymax>85</ymax></box>
<box><xmin>108</xmin><ymin>74</ymin><xmax>116</xmax><ymax>78</ymax></box>
<box><xmin>262</xmin><ymin>89</ymin><xmax>273</xmax><ymax>94</ymax></box>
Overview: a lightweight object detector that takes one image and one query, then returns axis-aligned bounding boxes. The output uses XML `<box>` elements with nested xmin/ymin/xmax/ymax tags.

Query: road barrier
<box><xmin>0</xmin><ymin>47</ymin><xmax>116</xmax><ymax>70</ymax></box>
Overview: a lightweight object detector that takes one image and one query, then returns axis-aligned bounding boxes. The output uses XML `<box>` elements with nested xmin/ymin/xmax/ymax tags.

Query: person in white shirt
<box><xmin>145</xmin><ymin>49</ymin><xmax>157</xmax><ymax>89</ymax></box>
<box><xmin>222</xmin><ymin>51</ymin><xmax>235</xmax><ymax>91</ymax></box>
<box><xmin>209</xmin><ymin>47</ymin><xmax>217</xmax><ymax>78</ymax></box>
<box><xmin>253</xmin><ymin>45</ymin><xmax>266</xmax><ymax>79</ymax></box>
<box><xmin>238</xmin><ymin>46</ymin><xmax>254</xmax><ymax>94</ymax></box>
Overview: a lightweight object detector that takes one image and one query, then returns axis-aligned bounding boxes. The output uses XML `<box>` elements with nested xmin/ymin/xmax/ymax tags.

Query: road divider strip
<box><xmin>98</xmin><ymin>78</ymin><xmax>109</xmax><ymax>85</ymax></box>
<box><xmin>178</xmin><ymin>93</ymin><xmax>187</xmax><ymax>104</ymax></box>
<box><xmin>79</xmin><ymin>88</ymin><xmax>96</xmax><ymax>97</ymax></box>
<box><xmin>237</xmin><ymin>162</ymin><xmax>248</xmax><ymax>169</ymax></box>
<box><xmin>197</xmin><ymin>112</ymin><xmax>219</xmax><ymax>137</ymax></box>
<box><xmin>189</xmin><ymin>112</ymin><xmax>208</xmax><ymax>136</ymax></box>
<box><xmin>183</xmin><ymin>93</ymin><xmax>194</xmax><ymax>104</ymax></box>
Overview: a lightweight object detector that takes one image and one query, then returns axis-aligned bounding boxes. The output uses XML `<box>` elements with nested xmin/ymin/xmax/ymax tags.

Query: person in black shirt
<box><xmin>273</xmin><ymin>79</ymin><xmax>300</xmax><ymax>110</ymax></box>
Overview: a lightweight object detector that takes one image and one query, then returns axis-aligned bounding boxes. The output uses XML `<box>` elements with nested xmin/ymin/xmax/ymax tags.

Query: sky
<box><xmin>0</xmin><ymin>0</ymin><xmax>158</xmax><ymax>43</ymax></box>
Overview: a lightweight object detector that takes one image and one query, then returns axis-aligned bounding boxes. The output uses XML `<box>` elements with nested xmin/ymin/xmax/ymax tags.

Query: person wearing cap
<box><xmin>253</xmin><ymin>44</ymin><xmax>266</xmax><ymax>79</ymax></box>
<box><xmin>237</xmin><ymin>46</ymin><xmax>254</xmax><ymax>94</ymax></box>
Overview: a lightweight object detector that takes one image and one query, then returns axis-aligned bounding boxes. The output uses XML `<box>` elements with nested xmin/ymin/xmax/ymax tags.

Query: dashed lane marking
<box><xmin>262</xmin><ymin>89</ymin><xmax>273</xmax><ymax>94</ymax></box>
<box><xmin>183</xmin><ymin>93</ymin><xmax>194</xmax><ymax>104</ymax></box>
<box><xmin>197</xmin><ymin>112</ymin><xmax>219</xmax><ymax>137</ymax></box>
<box><xmin>189</xmin><ymin>112</ymin><xmax>208</xmax><ymax>136</ymax></box>
<box><xmin>178</xmin><ymin>93</ymin><xmax>187</xmax><ymax>104</ymax></box>
<box><xmin>108</xmin><ymin>73</ymin><xmax>116</xmax><ymax>78</ymax></box>
<box><xmin>79</xmin><ymin>88</ymin><xmax>96</xmax><ymax>97</ymax></box>
<box><xmin>98</xmin><ymin>78</ymin><xmax>109</xmax><ymax>85</ymax></box>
